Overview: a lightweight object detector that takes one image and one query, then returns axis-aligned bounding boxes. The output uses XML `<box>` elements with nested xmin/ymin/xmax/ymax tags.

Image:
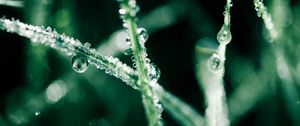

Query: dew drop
<box><xmin>119</xmin><ymin>9</ymin><xmax>127</xmax><ymax>18</ymax></box>
<box><xmin>35</xmin><ymin>112</ymin><xmax>40</xmax><ymax>116</ymax></box>
<box><xmin>133</xmin><ymin>6</ymin><xmax>140</xmax><ymax>15</ymax></box>
<box><xmin>148</xmin><ymin>63</ymin><xmax>161</xmax><ymax>82</ymax></box>
<box><xmin>45</xmin><ymin>27</ymin><xmax>52</xmax><ymax>32</ymax></box>
<box><xmin>84</xmin><ymin>42</ymin><xmax>91</xmax><ymax>48</ymax></box>
<box><xmin>217</xmin><ymin>24</ymin><xmax>232</xmax><ymax>44</ymax></box>
<box><xmin>125</xmin><ymin>37</ymin><xmax>131</xmax><ymax>45</ymax></box>
<box><xmin>257</xmin><ymin>12</ymin><xmax>262</xmax><ymax>17</ymax></box>
<box><xmin>71</xmin><ymin>55</ymin><xmax>89</xmax><ymax>73</ymax></box>
<box><xmin>123</xmin><ymin>37</ymin><xmax>132</xmax><ymax>55</ymax></box>
<box><xmin>123</xmin><ymin>48</ymin><xmax>132</xmax><ymax>56</ymax></box>
<box><xmin>137</xmin><ymin>28</ymin><xmax>148</xmax><ymax>43</ymax></box>
<box><xmin>122</xmin><ymin>22</ymin><xmax>128</xmax><ymax>28</ymax></box>
<box><xmin>207</xmin><ymin>53</ymin><xmax>223</xmax><ymax>72</ymax></box>
<box><xmin>131</xmin><ymin>56</ymin><xmax>136</xmax><ymax>62</ymax></box>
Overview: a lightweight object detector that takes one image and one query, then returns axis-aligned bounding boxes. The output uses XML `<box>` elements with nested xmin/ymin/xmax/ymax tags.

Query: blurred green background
<box><xmin>0</xmin><ymin>0</ymin><xmax>300</xmax><ymax>126</ymax></box>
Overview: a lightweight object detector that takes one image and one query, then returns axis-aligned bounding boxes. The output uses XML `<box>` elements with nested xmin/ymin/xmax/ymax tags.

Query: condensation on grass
<box><xmin>0</xmin><ymin>17</ymin><xmax>139</xmax><ymax>90</ymax></box>
<box><xmin>0</xmin><ymin>16</ymin><xmax>205</xmax><ymax>126</ymax></box>
<box><xmin>253</xmin><ymin>0</ymin><xmax>278</xmax><ymax>42</ymax></box>
<box><xmin>203</xmin><ymin>0</ymin><xmax>232</xmax><ymax>126</ymax></box>
<box><xmin>118</xmin><ymin>0</ymin><xmax>164</xmax><ymax>125</ymax></box>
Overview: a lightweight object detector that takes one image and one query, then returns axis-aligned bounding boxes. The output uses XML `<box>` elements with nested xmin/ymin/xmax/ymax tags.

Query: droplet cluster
<box><xmin>207</xmin><ymin>0</ymin><xmax>233</xmax><ymax>73</ymax></box>
<box><xmin>117</xmin><ymin>1</ymin><xmax>160</xmax><ymax>83</ymax></box>
<box><xmin>0</xmin><ymin>17</ymin><xmax>139</xmax><ymax>89</ymax></box>
<box><xmin>117</xmin><ymin>0</ymin><xmax>163</xmax><ymax>123</ymax></box>
<box><xmin>253</xmin><ymin>0</ymin><xmax>278</xmax><ymax>42</ymax></box>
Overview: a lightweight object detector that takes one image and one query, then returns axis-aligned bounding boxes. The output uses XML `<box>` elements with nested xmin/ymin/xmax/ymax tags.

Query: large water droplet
<box><xmin>207</xmin><ymin>53</ymin><xmax>223</xmax><ymax>72</ymax></box>
<box><xmin>148</xmin><ymin>63</ymin><xmax>161</xmax><ymax>82</ymax></box>
<box><xmin>217</xmin><ymin>25</ymin><xmax>232</xmax><ymax>44</ymax></box>
<box><xmin>137</xmin><ymin>28</ymin><xmax>148</xmax><ymax>43</ymax></box>
<box><xmin>71</xmin><ymin>55</ymin><xmax>89</xmax><ymax>73</ymax></box>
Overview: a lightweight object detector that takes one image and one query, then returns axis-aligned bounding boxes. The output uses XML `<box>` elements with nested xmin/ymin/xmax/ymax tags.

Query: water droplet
<box><xmin>119</xmin><ymin>9</ymin><xmax>126</xmax><ymax>17</ymax></box>
<box><xmin>207</xmin><ymin>53</ymin><xmax>223</xmax><ymax>72</ymax></box>
<box><xmin>145</xmin><ymin>58</ymin><xmax>150</xmax><ymax>63</ymax></box>
<box><xmin>125</xmin><ymin>37</ymin><xmax>131</xmax><ymax>45</ymax></box>
<box><xmin>133</xmin><ymin>6</ymin><xmax>140</xmax><ymax>15</ymax></box>
<box><xmin>148</xmin><ymin>63</ymin><xmax>161</xmax><ymax>82</ymax></box>
<box><xmin>123</xmin><ymin>37</ymin><xmax>132</xmax><ymax>55</ymax></box>
<box><xmin>131</xmin><ymin>56</ymin><xmax>136</xmax><ymax>62</ymax></box>
<box><xmin>255</xmin><ymin>6</ymin><xmax>259</xmax><ymax>11</ymax></box>
<box><xmin>71</xmin><ymin>55</ymin><xmax>89</xmax><ymax>73</ymax></box>
<box><xmin>84</xmin><ymin>42</ymin><xmax>91</xmax><ymax>48</ymax></box>
<box><xmin>123</xmin><ymin>48</ymin><xmax>132</xmax><ymax>56</ymax></box>
<box><xmin>137</xmin><ymin>28</ymin><xmax>148</xmax><ymax>43</ymax></box>
<box><xmin>217</xmin><ymin>25</ymin><xmax>232</xmax><ymax>44</ymax></box>
<box><xmin>122</xmin><ymin>22</ymin><xmax>128</xmax><ymax>28</ymax></box>
<box><xmin>128</xmin><ymin>0</ymin><xmax>137</xmax><ymax>8</ymax></box>
<box><xmin>45</xmin><ymin>27</ymin><xmax>52</xmax><ymax>32</ymax></box>
<box><xmin>35</xmin><ymin>112</ymin><xmax>40</xmax><ymax>116</ymax></box>
<box><xmin>257</xmin><ymin>12</ymin><xmax>262</xmax><ymax>17</ymax></box>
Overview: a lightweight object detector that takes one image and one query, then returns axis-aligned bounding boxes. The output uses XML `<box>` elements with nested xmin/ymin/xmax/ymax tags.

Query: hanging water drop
<box><xmin>71</xmin><ymin>55</ymin><xmax>89</xmax><ymax>73</ymax></box>
<box><xmin>217</xmin><ymin>24</ymin><xmax>232</xmax><ymax>44</ymax></box>
<box><xmin>137</xmin><ymin>27</ymin><xmax>148</xmax><ymax>43</ymax></box>
<box><xmin>207</xmin><ymin>53</ymin><xmax>223</xmax><ymax>72</ymax></box>
<box><xmin>148</xmin><ymin>63</ymin><xmax>161</xmax><ymax>82</ymax></box>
